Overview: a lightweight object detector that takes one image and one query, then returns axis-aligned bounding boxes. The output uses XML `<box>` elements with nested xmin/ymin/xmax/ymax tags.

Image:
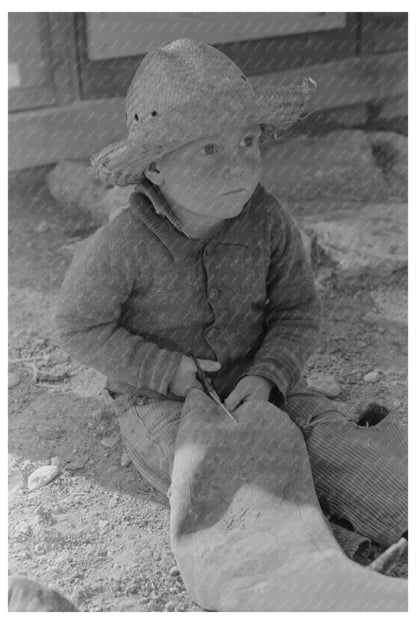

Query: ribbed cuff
<box><xmin>237</xmin><ymin>359</ymin><xmax>296</xmax><ymax>401</ymax></box>
<box><xmin>136</xmin><ymin>346</ymin><xmax>184</xmax><ymax>395</ymax></box>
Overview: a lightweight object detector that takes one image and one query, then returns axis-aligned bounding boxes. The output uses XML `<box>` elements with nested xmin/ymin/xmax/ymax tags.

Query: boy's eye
<box><xmin>241</xmin><ymin>135</ymin><xmax>257</xmax><ymax>148</ymax></box>
<box><xmin>201</xmin><ymin>144</ymin><xmax>219</xmax><ymax>155</ymax></box>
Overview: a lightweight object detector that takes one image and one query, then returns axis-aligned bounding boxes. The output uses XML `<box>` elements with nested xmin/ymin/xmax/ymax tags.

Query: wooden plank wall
<box><xmin>8</xmin><ymin>12</ymin><xmax>408</xmax><ymax>170</ymax></box>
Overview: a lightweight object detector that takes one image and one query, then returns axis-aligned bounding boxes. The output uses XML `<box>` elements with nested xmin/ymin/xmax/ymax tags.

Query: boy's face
<box><xmin>146</xmin><ymin>125</ymin><xmax>262</xmax><ymax>224</ymax></box>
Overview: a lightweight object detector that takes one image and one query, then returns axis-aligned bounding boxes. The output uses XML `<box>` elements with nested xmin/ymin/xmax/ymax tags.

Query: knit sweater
<box><xmin>54</xmin><ymin>181</ymin><xmax>321</xmax><ymax>401</ymax></box>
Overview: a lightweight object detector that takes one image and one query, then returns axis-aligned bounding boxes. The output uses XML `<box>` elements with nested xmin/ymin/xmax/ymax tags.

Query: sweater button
<box><xmin>208</xmin><ymin>287</ymin><xmax>219</xmax><ymax>301</ymax></box>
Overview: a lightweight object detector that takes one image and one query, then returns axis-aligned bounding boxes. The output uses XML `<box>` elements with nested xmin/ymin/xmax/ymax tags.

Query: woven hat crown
<box><xmin>125</xmin><ymin>38</ymin><xmax>255</xmax><ymax>133</ymax></box>
<box><xmin>90</xmin><ymin>38</ymin><xmax>317</xmax><ymax>186</ymax></box>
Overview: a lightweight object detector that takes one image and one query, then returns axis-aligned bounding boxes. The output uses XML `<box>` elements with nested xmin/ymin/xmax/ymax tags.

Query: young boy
<box><xmin>55</xmin><ymin>39</ymin><xmax>406</xmax><ymax>582</ymax></box>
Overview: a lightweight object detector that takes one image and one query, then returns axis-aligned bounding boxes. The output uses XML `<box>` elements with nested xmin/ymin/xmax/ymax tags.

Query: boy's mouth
<box><xmin>222</xmin><ymin>189</ymin><xmax>245</xmax><ymax>195</ymax></box>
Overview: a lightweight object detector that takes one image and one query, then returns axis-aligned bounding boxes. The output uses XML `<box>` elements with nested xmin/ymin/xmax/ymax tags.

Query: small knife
<box><xmin>186</xmin><ymin>352</ymin><xmax>237</xmax><ymax>423</ymax></box>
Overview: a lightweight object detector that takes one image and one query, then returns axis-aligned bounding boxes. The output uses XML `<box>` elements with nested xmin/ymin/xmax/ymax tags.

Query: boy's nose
<box><xmin>223</xmin><ymin>161</ymin><xmax>249</xmax><ymax>178</ymax></box>
<box><xmin>222</xmin><ymin>153</ymin><xmax>260</xmax><ymax>179</ymax></box>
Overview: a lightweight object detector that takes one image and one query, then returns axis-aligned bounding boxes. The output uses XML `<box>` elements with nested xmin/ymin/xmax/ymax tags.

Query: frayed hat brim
<box><xmin>90</xmin><ymin>79</ymin><xmax>317</xmax><ymax>187</ymax></box>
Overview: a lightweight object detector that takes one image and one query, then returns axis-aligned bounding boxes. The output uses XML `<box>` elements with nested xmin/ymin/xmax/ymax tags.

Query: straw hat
<box><xmin>90</xmin><ymin>38</ymin><xmax>317</xmax><ymax>187</ymax></box>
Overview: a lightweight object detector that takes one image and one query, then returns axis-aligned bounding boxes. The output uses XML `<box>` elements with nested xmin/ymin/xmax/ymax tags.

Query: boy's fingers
<box><xmin>224</xmin><ymin>389</ymin><xmax>242</xmax><ymax>411</ymax></box>
<box><xmin>190</xmin><ymin>379</ymin><xmax>203</xmax><ymax>392</ymax></box>
<box><xmin>196</xmin><ymin>358</ymin><xmax>222</xmax><ymax>372</ymax></box>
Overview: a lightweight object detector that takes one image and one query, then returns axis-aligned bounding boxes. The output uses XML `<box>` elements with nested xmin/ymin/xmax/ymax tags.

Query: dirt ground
<box><xmin>8</xmin><ymin>171</ymin><xmax>408</xmax><ymax>611</ymax></box>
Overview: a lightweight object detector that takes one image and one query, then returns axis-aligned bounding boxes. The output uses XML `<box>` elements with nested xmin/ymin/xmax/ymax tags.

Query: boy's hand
<box><xmin>168</xmin><ymin>355</ymin><xmax>221</xmax><ymax>398</ymax></box>
<box><xmin>224</xmin><ymin>375</ymin><xmax>273</xmax><ymax>412</ymax></box>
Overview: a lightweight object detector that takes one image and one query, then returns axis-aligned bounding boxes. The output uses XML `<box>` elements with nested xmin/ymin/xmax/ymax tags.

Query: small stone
<box><xmin>120</xmin><ymin>452</ymin><xmax>131</xmax><ymax>467</ymax></box>
<box><xmin>96</xmin><ymin>548</ymin><xmax>107</xmax><ymax>558</ymax></box>
<box><xmin>49</xmin><ymin>456</ymin><xmax>63</xmax><ymax>467</ymax></box>
<box><xmin>98</xmin><ymin>520</ymin><xmax>109</xmax><ymax>530</ymax></box>
<box><xmin>169</xmin><ymin>566</ymin><xmax>180</xmax><ymax>577</ymax></box>
<box><xmin>27</xmin><ymin>465</ymin><xmax>60</xmax><ymax>491</ymax></box>
<box><xmin>125</xmin><ymin>583</ymin><xmax>138</xmax><ymax>595</ymax></box>
<box><xmin>34</xmin><ymin>220</ymin><xmax>49</xmax><ymax>234</ymax></box>
<box><xmin>65</xmin><ymin>454</ymin><xmax>89</xmax><ymax>471</ymax></box>
<box><xmin>14</xmin><ymin>520</ymin><xmax>32</xmax><ymax>537</ymax></box>
<box><xmin>8</xmin><ymin>372</ymin><xmax>21</xmax><ymax>388</ymax></box>
<box><xmin>165</xmin><ymin>601</ymin><xmax>176</xmax><ymax>611</ymax></box>
<box><xmin>34</xmin><ymin>505</ymin><xmax>46</xmax><ymax>516</ymax></box>
<box><xmin>363</xmin><ymin>371</ymin><xmax>381</xmax><ymax>383</ymax></box>
<box><xmin>307</xmin><ymin>373</ymin><xmax>341</xmax><ymax>398</ymax></box>
<box><xmin>392</xmin><ymin>399</ymin><xmax>402</xmax><ymax>408</ymax></box>
<box><xmin>100</xmin><ymin>435</ymin><xmax>119</xmax><ymax>448</ymax></box>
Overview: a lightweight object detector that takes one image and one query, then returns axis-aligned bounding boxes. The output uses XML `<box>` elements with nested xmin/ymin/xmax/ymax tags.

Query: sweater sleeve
<box><xmin>52</xmin><ymin>220</ymin><xmax>183</xmax><ymax>395</ymax></box>
<box><xmin>239</xmin><ymin>199</ymin><xmax>321</xmax><ymax>399</ymax></box>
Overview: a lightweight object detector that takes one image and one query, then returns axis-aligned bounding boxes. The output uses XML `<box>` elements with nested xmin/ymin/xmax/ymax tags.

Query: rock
<box><xmin>64</xmin><ymin>454</ymin><xmax>89</xmax><ymax>471</ymax></box>
<box><xmin>363</xmin><ymin>371</ymin><xmax>381</xmax><ymax>383</ymax></box>
<box><xmin>49</xmin><ymin>456</ymin><xmax>63</xmax><ymax>467</ymax></box>
<box><xmin>124</xmin><ymin>583</ymin><xmax>138</xmax><ymax>595</ymax></box>
<box><xmin>98</xmin><ymin>520</ymin><xmax>110</xmax><ymax>531</ymax></box>
<box><xmin>169</xmin><ymin>566</ymin><xmax>180</xmax><ymax>577</ymax></box>
<box><xmin>14</xmin><ymin>520</ymin><xmax>32</xmax><ymax>537</ymax></box>
<box><xmin>120</xmin><ymin>452</ymin><xmax>132</xmax><ymax>467</ymax></box>
<box><xmin>100</xmin><ymin>435</ymin><xmax>120</xmax><ymax>448</ymax></box>
<box><xmin>165</xmin><ymin>601</ymin><xmax>176</xmax><ymax>611</ymax></box>
<box><xmin>261</xmin><ymin>130</ymin><xmax>389</xmax><ymax>202</ymax></box>
<box><xmin>34</xmin><ymin>220</ymin><xmax>49</xmax><ymax>234</ymax></box>
<box><xmin>307</xmin><ymin>373</ymin><xmax>341</xmax><ymax>398</ymax></box>
<box><xmin>392</xmin><ymin>399</ymin><xmax>402</xmax><ymax>408</ymax></box>
<box><xmin>8</xmin><ymin>372</ymin><xmax>21</xmax><ymax>388</ymax></box>
<box><xmin>46</xmin><ymin>160</ymin><xmax>133</xmax><ymax>226</ymax></box>
<box><xmin>300</xmin><ymin>203</ymin><xmax>407</xmax><ymax>278</ymax></box>
<box><xmin>27</xmin><ymin>465</ymin><xmax>60</xmax><ymax>491</ymax></box>
<box><xmin>34</xmin><ymin>505</ymin><xmax>46</xmax><ymax>516</ymax></box>
<box><xmin>9</xmin><ymin>471</ymin><xmax>24</xmax><ymax>493</ymax></box>
<box><xmin>8</xmin><ymin>575</ymin><xmax>79</xmax><ymax>612</ymax></box>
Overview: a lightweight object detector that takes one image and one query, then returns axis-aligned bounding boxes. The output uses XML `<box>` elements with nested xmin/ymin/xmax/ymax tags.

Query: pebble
<box><xmin>392</xmin><ymin>399</ymin><xmax>402</xmax><ymax>408</ymax></box>
<box><xmin>98</xmin><ymin>520</ymin><xmax>110</xmax><ymax>530</ymax></box>
<box><xmin>14</xmin><ymin>520</ymin><xmax>32</xmax><ymax>537</ymax></box>
<box><xmin>169</xmin><ymin>566</ymin><xmax>180</xmax><ymax>577</ymax></box>
<box><xmin>306</xmin><ymin>373</ymin><xmax>341</xmax><ymax>398</ymax></box>
<box><xmin>34</xmin><ymin>220</ymin><xmax>49</xmax><ymax>234</ymax></box>
<box><xmin>65</xmin><ymin>454</ymin><xmax>89</xmax><ymax>470</ymax></box>
<box><xmin>8</xmin><ymin>372</ymin><xmax>21</xmax><ymax>388</ymax></box>
<box><xmin>27</xmin><ymin>465</ymin><xmax>60</xmax><ymax>491</ymax></box>
<box><xmin>21</xmin><ymin>459</ymin><xmax>34</xmax><ymax>471</ymax></box>
<box><xmin>165</xmin><ymin>601</ymin><xmax>176</xmax><ymax>611</ymax></box>
<box><xmin>125</xmin><ymin>583</ymin><xmax>138</xmax><ymax>595</ymax></box>
<box><xmin>100</xmin><ymin>435</ymin><xmax>120</xmax><ymax>448</ymax></box>
<box><xmin>120</xmin><ymin>452</ymin><xmax>132</xmax><ymax>467</ymax></box>
<box><xmin>34</xmin><ymin>505</ymin><xmax>46</xmax><ymax>516</ymax></box>
<box><xmin>49</xmin><ymin>456</ymin><xmax>63</xmax><ymax>467</ymax></box>
<box><xmin>363</xmin><ymin>371</ymin><xmax>381</xmax><ymax>383</ymax></box>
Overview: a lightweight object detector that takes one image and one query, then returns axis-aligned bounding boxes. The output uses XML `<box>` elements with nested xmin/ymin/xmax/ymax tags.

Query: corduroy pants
<box><xmin>106</xmin><ymin>381</ymin><xmax>407</xmax><ymax>557</ymax></box>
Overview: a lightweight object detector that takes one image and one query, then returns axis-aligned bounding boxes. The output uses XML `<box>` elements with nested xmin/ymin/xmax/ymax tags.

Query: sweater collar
<box><xmin>129</xmin><ymin>179</ymin><xmax>258</xmax><ymax>259</ymax></box>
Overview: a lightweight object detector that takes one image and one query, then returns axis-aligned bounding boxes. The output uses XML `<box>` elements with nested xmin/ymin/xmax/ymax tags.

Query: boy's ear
<box><xmin>144</xmin><ymin>161</ymin><xmax>163</xmax><ymax>186</ymax></box>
